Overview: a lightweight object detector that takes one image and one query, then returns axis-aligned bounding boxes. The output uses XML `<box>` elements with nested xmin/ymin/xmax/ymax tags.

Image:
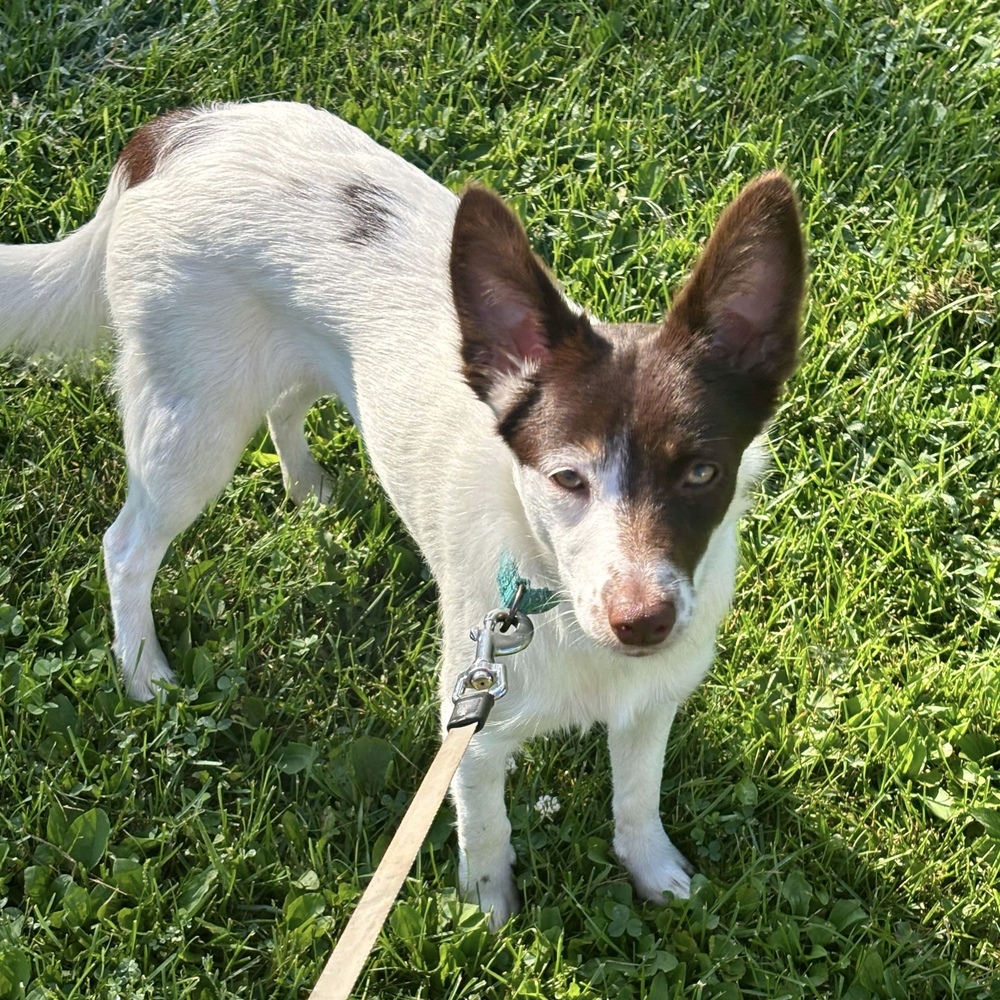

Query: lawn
<box><xmin>1</xmin><ymin>1</ymin><xmax>999</xmax><ymax>997</ymax></box>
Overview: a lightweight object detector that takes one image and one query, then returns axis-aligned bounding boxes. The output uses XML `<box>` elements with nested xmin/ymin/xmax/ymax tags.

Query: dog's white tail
<box><xmin>0</xmin><ymin>175</ymin><xmax>125</xmax><ymax>356</ymax></box>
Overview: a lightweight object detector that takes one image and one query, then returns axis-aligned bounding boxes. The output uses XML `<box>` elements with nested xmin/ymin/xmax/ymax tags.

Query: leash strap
<box><xmin>308</xmin><ymin>720</ymin><xmax>478</xmax><ymax>1000</ymax></box>
<box><xmin>309</xmin><ymin>607</ymin><xmax>528</xmax><ymax>999</ymax></box>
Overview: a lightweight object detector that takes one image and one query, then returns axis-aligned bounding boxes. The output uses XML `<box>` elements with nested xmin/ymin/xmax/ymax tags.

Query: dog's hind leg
<box><xmin>266</xmin><ymin>383</ymin><xmax>333</xmax><ymax>504</ymax></box>
<box><xmin>103</xmin><ymin>360</ymin><xmax>259</xmax><ymax>700</ymax></box>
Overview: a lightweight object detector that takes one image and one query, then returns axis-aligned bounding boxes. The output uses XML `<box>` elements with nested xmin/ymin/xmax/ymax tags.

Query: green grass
<box><xmin>1</xmin><ymin>0</ymin><xmax>999</xmax><ymax>996</ymax></box>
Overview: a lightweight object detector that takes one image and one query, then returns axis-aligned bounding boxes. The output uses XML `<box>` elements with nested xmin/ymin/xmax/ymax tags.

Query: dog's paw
<box><xmin>459</xmin><ymin>846</ymin><xmax>520</xmax><ymax>931</ymax></box>
<box><xmin>462</xmin><ymin>870</ymin><xmax>521</xmax><ymax>931</ymax></box>
<box><xmin>286</xmin><ymin>460</ymin><xmax>334</xmax><ymax>505</ymax></box>
<box><xmin>121</xmin><ymin>650</ymin><xmax>175</xmax><ymax>701</ymax></box>
<box><xmin>616</xmin><ymin>831</ymin><xmax>695</xmax><ymax>904</ymax></box>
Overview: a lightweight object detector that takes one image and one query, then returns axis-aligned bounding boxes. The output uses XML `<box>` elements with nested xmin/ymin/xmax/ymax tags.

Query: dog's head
<box><xmin>450</xmin><ymin>175</ymin><xmax>805</xmax><ymax>655</ymax></box>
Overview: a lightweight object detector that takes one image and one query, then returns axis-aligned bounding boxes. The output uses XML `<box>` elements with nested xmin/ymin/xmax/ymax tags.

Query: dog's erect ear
<box><xmin>664</xmin><ymin>172</ymin><xmax>805</xmax><ymax>393</ymax></box>
<box><xmin>450</xmin><ymin>186</ymin><xmax>582</xmax><ymax>405</ymax></box>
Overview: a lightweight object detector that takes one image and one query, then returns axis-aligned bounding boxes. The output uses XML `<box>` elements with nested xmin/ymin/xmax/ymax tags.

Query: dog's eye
<box><xmin>550</xmin><ymin>469</ymin><xmax>587</xmax><ymax>492</ymax></box>
<box><xmin>683</xmin><ymin>462</ymin><xmax>719</xmax><ymax>487</ymax></box>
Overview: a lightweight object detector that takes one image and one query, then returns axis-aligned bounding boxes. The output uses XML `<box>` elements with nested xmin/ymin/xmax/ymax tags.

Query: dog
<box><xmin>1</xmin><ymin>101</ymin><xmax>804</xmax><ymax>928</ymax></box>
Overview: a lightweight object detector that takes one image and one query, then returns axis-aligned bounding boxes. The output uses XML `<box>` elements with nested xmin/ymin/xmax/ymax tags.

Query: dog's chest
<box><xmin>494</xmin><ymin>627</ymin><xmax>716</xmax><ymax>736</ymax></box>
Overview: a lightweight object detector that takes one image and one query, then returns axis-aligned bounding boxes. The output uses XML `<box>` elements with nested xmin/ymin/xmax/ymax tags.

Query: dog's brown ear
<box><xmin>450</xmin><ymin>186</ymin><xmax>583</xmax><ymax>404</ymax></box>
<box><xmin>664</xmin><ymin>172</ymin><xmax>805</xmax><ymax>392</ymax></box>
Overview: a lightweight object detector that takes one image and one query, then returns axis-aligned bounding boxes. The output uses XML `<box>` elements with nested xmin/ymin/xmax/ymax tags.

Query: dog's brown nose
<box><xmin>609</xmin><ymin>599</ymin><xmax>677</xmax><ymax>647</ymax></box>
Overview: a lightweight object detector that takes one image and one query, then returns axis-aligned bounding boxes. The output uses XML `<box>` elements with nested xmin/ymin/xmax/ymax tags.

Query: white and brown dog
<box><xmin>1</xmin><ymin>101</ymin><xmax>804</xmax><ymax>928</ymax></box>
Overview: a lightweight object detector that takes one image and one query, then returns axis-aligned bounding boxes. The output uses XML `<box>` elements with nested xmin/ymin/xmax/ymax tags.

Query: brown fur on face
<box><xmin>501</xmin><ymin>320</ymin><xmax>766</xmax><ymax>574</ymax></box>
<box><xmin>450</xmin><ymin>177</ymin><xmax>805</xmax><ymax>577</ymax></box>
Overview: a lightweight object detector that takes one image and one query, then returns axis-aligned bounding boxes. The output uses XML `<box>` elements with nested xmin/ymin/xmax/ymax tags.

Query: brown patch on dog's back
<box><xmin>339</xmin><ymin>180</ymin><xmax>402</xmax><ymax>246</ymax></box>
<box><xmin>117</xmin><ymin>109</ymin><xmax>199</xmax><ymax>189</ymax></box>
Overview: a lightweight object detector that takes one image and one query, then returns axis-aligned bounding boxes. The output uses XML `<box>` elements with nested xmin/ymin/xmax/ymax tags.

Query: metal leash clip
<box><xmin>448</xmin><ymin>594</ymin><xmax>535</xmax><ymax>733</ymax></box>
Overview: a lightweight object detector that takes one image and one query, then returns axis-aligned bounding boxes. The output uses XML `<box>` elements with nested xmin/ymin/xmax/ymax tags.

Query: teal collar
<box><xmin>497</xmin><ymin>551</ymin><xmax>560</xmax><ymax>614</ymax></box>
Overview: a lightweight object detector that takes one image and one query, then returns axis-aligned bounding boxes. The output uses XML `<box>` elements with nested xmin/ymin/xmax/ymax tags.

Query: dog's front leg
<box><xmin>451</xmin><ymin>733</ymin><xmax>521</xmax><ymax>930</ymax></box>
<box><xmin>608</xmin><ymin>700</ymin><xmax>695</xmax><ymax>903</ymax></box>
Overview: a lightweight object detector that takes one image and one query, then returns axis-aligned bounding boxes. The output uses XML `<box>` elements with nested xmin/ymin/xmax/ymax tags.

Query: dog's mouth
<box><xmin>613</xmin><ymin>643</ymin><xmax>660</xmax><ymax>658</ymax></box>
<box><xmin>607</xmin><ymin>630</ymin><xmax>684</xmax><ymax>657</ymax></box>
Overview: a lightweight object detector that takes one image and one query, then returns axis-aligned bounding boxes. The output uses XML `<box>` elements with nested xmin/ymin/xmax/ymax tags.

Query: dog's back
<box><xmin>101</xmin><ymin>104</ymin><xmax>479</xmax><ymax>538</ymax></box>
<box><xmin>1</xmin><ymin>102</ymin><xmax>483</xmax><ymax>696</ymax></box>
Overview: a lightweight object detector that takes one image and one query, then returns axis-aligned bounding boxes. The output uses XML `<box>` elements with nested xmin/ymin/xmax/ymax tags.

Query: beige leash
<box><xmin>308</xmin><ymin>722</ymin><xmax>476</xmax><ymax>1000</ymax></box>
<box><xmin>306</xmin><ymin>598</ymin><xmax>535</xmax><ymax>1000</ymax></box>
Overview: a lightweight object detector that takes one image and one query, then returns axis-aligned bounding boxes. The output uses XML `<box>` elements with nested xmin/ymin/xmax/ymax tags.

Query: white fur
<box><xmin>1</xmin><ymin>101</ymin><xmax>770</xmax><ymax>928</ymax></box>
